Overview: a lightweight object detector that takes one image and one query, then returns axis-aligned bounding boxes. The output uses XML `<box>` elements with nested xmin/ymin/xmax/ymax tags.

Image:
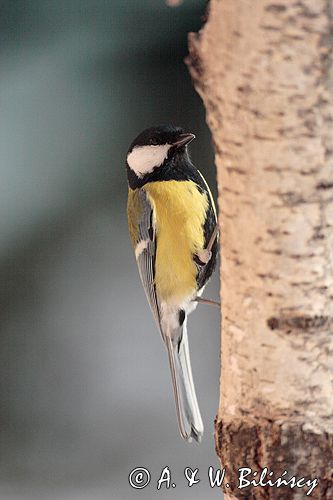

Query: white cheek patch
<box><xmin>127</xmin><ymin>144</ymin><xmax>171</xmax><ymax>177</ymax></box>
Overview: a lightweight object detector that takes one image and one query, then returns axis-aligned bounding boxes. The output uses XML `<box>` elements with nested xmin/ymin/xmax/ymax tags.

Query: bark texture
<box><xmin>187</xmin><ymin>1</ymin><xmax>333</xmax><ymax>498</ymax></box>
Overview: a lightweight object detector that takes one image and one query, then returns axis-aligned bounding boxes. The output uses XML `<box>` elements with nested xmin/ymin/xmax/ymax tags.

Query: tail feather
<box><xmin>165</xmin><ymin>321</ymin><xmax>203</xmax><ymax>442</ymax></box>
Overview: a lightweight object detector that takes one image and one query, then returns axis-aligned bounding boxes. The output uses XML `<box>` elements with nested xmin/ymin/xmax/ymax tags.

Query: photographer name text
<box><xmin>128</xmin><ymin>466</ymin><xmax>318</xmax><ymax>496</ymax></box>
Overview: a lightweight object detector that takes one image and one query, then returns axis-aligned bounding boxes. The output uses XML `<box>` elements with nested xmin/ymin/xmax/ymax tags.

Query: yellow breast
<box><xmin>144</xmin><ymin>180</ymin><xmax>208</xmax><ymax>304</ymax></box>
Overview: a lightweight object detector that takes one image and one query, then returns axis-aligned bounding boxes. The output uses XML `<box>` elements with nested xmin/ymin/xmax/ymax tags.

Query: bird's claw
<box><xmin>196</xmin><ymin>249</ymin><xmax>212</xmax><ymax>265</ymax></box>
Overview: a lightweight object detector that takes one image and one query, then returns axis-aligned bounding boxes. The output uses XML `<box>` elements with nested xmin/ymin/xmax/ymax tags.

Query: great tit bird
<box><xmin>126</xmin><ymin>124</ymin><xmax>218</xmax><ymax>442</ymax></box>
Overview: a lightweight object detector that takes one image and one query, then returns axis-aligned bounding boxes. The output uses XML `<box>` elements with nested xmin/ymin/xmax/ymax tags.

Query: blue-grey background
<box><xmin>0</xmin><ymin>1</ymin><xmax>221</xmax><ymax>498</ymax></box>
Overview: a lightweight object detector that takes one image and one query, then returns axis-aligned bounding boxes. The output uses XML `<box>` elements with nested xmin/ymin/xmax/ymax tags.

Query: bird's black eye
<box><xmin>150</xmin><ymin>138</ymin><xmax>158</xmax><ymax>145</ymax></box>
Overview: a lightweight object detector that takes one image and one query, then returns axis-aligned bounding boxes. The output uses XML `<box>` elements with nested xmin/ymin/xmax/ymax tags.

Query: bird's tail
<box><xmin>165</xmin><ymin>320</ymin><xmax>203</xmax><ymax>442</ymax></box>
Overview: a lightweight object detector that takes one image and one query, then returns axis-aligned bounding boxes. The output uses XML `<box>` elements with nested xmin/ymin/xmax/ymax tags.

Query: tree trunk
<box><xmin>187</xmin><ymin>1</ymin><xmax>333</xmax><ymax>498</ymax></box>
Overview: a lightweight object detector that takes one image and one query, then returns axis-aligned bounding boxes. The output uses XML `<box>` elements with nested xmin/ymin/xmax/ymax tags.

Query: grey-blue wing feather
<box><xmin>135</xmin><ymin>189</ymin><xmax>162</xmax><ymax>335</ymax></box>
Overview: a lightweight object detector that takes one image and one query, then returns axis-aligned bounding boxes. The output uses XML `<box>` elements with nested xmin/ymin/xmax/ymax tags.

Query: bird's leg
<box><xmin>193</xmin><ymin>297</ymin><xmax>220</xmax><ymax>307</ymax></box>
<box><xmin>196</xmin><ymin>224</ymin><xmax>219</xmax><ymax>265</ymax></box>
<box><xmin>206</xmin><ymin>224</ymin><xmax>219</xmax><ymax>252</ymax></box>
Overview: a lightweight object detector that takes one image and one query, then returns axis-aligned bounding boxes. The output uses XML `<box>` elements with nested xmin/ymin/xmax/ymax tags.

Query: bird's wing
<box><xmin>128</xmin><ymin>188</ymin><xmax>162</xmax><ymax>335</ymax></box>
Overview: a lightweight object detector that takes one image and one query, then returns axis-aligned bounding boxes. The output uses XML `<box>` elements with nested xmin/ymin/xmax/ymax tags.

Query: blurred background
<box><xmin>0</xmin><ymin>1</ymin><xmax>221</xmax><ymax>499</ymax></box>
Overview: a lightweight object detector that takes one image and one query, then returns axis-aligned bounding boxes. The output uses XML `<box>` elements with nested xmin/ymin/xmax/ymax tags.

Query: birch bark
<box><xmin>187</xmin><ymin>1</ymin><xmax>333</xmax><ymax>498</ymax></box>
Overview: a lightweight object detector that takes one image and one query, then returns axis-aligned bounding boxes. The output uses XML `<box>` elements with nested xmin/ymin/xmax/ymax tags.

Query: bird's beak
<box><xmin>173</xmin><ymin>133</ymin><xmax>196</xmax><ymax>148</ymax></box>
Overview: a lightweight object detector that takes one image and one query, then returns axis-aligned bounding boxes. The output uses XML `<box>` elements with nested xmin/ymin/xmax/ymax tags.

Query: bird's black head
<box><xmin>126</xmin><ymin>124</ymin><xmax>195</xmax><ymax>188</ymax></box>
